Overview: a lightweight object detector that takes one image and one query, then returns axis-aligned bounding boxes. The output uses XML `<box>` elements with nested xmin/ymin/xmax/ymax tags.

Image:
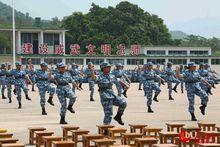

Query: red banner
<box><xmin>39</xmin><ymin>43</ymin><xmax>48</xmax><ymax>54</ymax></box>
<box><xmin>86</xmin><ymin>44</ymin><xmax>96</xmax><ymax>55</ymax></box>
<box><xmin>55</xmin><ymin>44</ymin><xmax>64</xmax><ymax>55</ymax></box>
<box><xmin>70</xmin><ymin>44</ymin><xmax>80</xmax><ymax>55</ymax></box>
<box><xmin>117</xmin><ymin>44</ymin><xmax>126</xmax><ymax>56</ymax></box>
<box><xmin>130</xmin><ymin>44</ymin><xmax>141</xmax><ymax>55</ymax></box>
<box><xmin>22</xmin><ymin>43</ymin><xmax>33</xmax><ymax>54</ymax></box>
<box><xmin>101</xmin><ymin>44</ymin><xmax>111</xmax><ymax>56</ymax></box>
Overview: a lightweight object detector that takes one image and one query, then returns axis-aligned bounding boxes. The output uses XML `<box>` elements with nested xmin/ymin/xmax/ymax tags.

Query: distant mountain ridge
<box><xmin>170</xmin><ymin>31</ymin><xmax>188</xmax><ymax>40</ymax></box>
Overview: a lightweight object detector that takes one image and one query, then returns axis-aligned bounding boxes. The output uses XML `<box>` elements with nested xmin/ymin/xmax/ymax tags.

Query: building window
<box><xmin>107</xmin><ymin>59</ymin><xmax>124</xmax><ymax>65</ymax></box>
<box><xmin>21</xmin><ymin>33</ymin><xmax>39</xmax><ymax>54</ymax></box>
<box><xmin>168</xmin><ymin>50</ymin><xmax>187</xmax><ymax>56</ymax></box>
<box><xmin>21</xmin><ymin>58</ymin><xmax>41</xmax><ymax>65</ymax></box>
<box><xmin>127</xmin><ymin>59</ymin><xmax>144</xmax><ymax>65</ymax></box>
<box><xmin>146</xmin><ymin>50</ymin><xmax>166</xmax><ymax>56</ymax></box>
<box><xmin>86</xmin><ymin>59</ymin><xmax>104</xmax><ymax>65</ymax></box>
<box><xmin>190</xmin><ymin>59</ymin><xmax>208</xmax><ymax>64</ymax></box>
<box><xmin>44</xmin><ymin>58</ymin><xmax>62</xmax><ymax>64</ymax></box>
<box><xmin>168</xmin><ymin>59</ymin><xmax>187</xmax><ymax>65</ymax></box>
<box><xmin>66</xmin><ymin>59</ymin><xmax>84</xmax><ymax>65</ymax></box>
<box><xmin>147</xmin><ymin>59</ymin><xmax>165</xmax><ymax>64</ymax></box>
<box><xmin>43</xmin><ymin>33</ymin><xmax>60</xmax><ymax>54</ymax></box>
<box><xmin>190</xmin><ymin>51</ymin><xmax>209</xmax><ymax>56</ymax></box>
<box><xmin>211</xmin><ymin>59</ymin><xmax>220</xmax><ymax>65</ymax></box>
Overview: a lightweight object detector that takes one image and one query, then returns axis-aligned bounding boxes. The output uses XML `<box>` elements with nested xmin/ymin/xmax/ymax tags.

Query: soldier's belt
<box><xmin>39</xmin><ymin>78</ymin><xmax>48</xmax><ymax>81</ymax></box>
<box><xmin>15</xmin><ymin>76</ymin><xmax>24</xmax><ymax>79</ymax></box>
<box><xmin>98</xmin><ymin>88</ymin><xmax>113</xmax><ymax>91</ymax></box>
<box><xmin>6</xmin><ymin>75</ymin><xmax>12</xmax><ymax>77</ymax></box>
<box><xmin>58</xmin><ymin>83</ymin><xmax>69</xmax><ymax>86</ymax></box>
<box><xmin>186</xmin><ymin>81</ymin><xmax>199</xmax><ymax>83</ymax></box>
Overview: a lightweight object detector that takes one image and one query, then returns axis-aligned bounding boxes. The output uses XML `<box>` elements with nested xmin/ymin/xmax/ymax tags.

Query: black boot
<box><xmin>42</xmin><ymin>108</ymin><xmax>47</xmax><ymax>115</ymax></box>
<box><xmin>153</xmin><ymin>94</ymin><xmax>159</xmax><ymax>102</ymax></box>
<box><xmin>191</xmin><ymin>113</ymin><xmax>197</xmax><ymax>121</ymax></box>
<box><xmin>9</xmin><ymin>97</ymin><xmax>12</xmax><ymax>103</ymax></box>
<box><xmin>169</xmin><ymin>95</ymin><xmax>174</xmax><ymax>100</ymax></box>
<box><xmin>181</xmin><ymin>89</ymin><xmax>184</xmax><ymax>93</ymax></box>
<box><xmin>60</xmin><ymin>116</ymin><xmax>67</xmax><ymax>124</ymax></box>
<box><xmin>67</xmin><ymin>104</ymin><xmax>75</xmax><ymax>113</ymax></box>
<box><xmin>25</xmin><ymin>94</ymin><xmax>31</xmax><ymax>101</ymax></box>
<box><xmin>90</xmin><ymin>96</ymin><xmax>95</xmax><ymax>101</ymax></box>
<box><xmin>2</xmin><ymin>94</ymin><xmax>7</xmax><ymax>99</ymax></box>
<box><xmin>138</xmin><ymin>87</ymin><xmax>142</xmax><ymax>90</ymax></box>
<box><xmin>161</xmin><ymin>80</ymin><xmax>165</xmax><ymax>85</ymax></box>
<box><xmin>32</xmin><ymin>87</ymin><xmax>35</xmax><ymax>92</ymax></box>
<box><xmin>47</xmin><ymin>96</ymin><xmax>54</xmax><ymax>106</ymax></box>
<box><xmin>148</xmin><ymin>106</ymin><xmax>154</xmax><ymax>113</ymax></box>
<box><xmin>172</xmin><ymin>85</ymin><xmax>178</xmax><ymax>93</ymax></box>
<box><xmin>114</xmin><ymin>112</ymin><xmax>124</xmax><ymax>125</ymax></box>
<box><xmin>79</xmin><ymin>83</ymin><xmax>83</xmax><ymax>90</ymax></box>
<box><xmin>199</xmin><ymin>105</ymin><xmax>206</xmax><ymax>115</ymax></box>
<box><xmin>122</xmin><ymin>90</ymin><xmax>127</xmax><ymax>98</ymax></box>
<box><xmin>13</xmin><ymin>89</ymin><xmax>16</xmax><ymax>95</ymax></box>
<box><xmin>206</xmin><ymin>88</ymin><xmax>212</xmax><ymax>95</ymax></box>
<box><xmin>18</xmin><ymin>102</ymin><xmax>22</xmax><ymax>109</ymax></box>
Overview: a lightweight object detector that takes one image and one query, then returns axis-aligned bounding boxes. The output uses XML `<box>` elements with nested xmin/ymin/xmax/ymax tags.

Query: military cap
<box><xmin>15</xmin><ymin>62</ymin><xmax>21</xmax><ymax>66</ymax></box>
<box><xmin>58</xmin><ymin>62</ymin><xmax>66</xmax><ymax>68</ymax></box>
<box><xmin>40</xmin><ymin>62</ymin><xmax>48</xmax><ymax>67</ymax></box>
<box><xmin>100</xmin><ymin>62</ymin><xmax>111</xmax><ymax>69</ymax></box>
<box><xmin>188</xmin><ymin>62</ymin><xmax>197</xmax><ymax>67</ymax></box>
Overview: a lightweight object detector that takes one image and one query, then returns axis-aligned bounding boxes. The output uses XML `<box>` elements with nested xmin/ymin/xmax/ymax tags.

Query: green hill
<box><xmin>170</xmin><ymin>31</ymin><xmax>188</xmax><ymax>40</ymax></box>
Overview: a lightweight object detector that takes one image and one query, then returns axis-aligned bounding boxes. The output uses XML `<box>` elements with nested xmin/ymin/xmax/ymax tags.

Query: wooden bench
<box><xmin>35</xmin><ymin>131</ymin><xmax>54</xmax><ymax>147</ymax></box>
<box><xmin>96</xmin><ymin>125</ymin><xmax>114</xmax><ymax>136</ymax></box>
<box><xmin>197</xmin><ymin>143</ymin><xmax>220</xmax><ymax>147</ymax></box>
<box><xmin>121</xmin><ymin>133</ymin><xmax>143</xmax><ymax>145</ymax></box>
<box><xmin>52</xmin><ymin>141</ymin><xmax>75</xmax><ymax>147</ymax></box>
<box><xmin>92</xmin><ymin>138</ymin><xmax>116</xmax><ymax>147</ymax></box>
<box><xmin>216</xmin><ymin>127</ymin><xmax>220</xmax><ymax>132</ymax></box>
<box><xmin>0</xmin><ymin>134</ymin><xmax>13</xmax><ymax>139</ymax></box>
<box><xmin>135</xmin><ymin>137</ymin><xmax>158</xmax><ymax>147</ymax></box>
<box><xmin>108</xmin><ymin>128</ymin><xmax>127</xmax><ymax>139</ymax></box>
<box><xmin>110</xmin><ymin>145</ymin><xmax>131</xmax><ymax>147</ymax></box>
<box><xmin>129</xmin><ymin>124</ymin><xmax>147</xmax><ymax>133</ymax></box>
<box><xmin>28</xmin><ymin>127</ymin><xmax>46</xmax><ymax>144</ymax></box>
<box><xmin>62</xmin><ymin>125</ymin><xmax>79</xmax><ymax>140</ymax></box>
<box><xmin>82</xmin><ymin>134</ymin><xmax>103</xmax><ymax>147</ymax></box>
<box><xmin>159</xmin><ymin>132</ymin><xmax>179</xmax><ymax>144</ymax></box>
<box><xmin>0</xmin><ymin>129</ymin><xmax>7</xmax><ymax>134</ymax></box>
<box><xmin>71</xmin><ymin>129</ymin><xmax>89</xmax><ymax>146</ymax></box>
<box><xmin>198</xmin><ymin>123</ymin><xmax>216</xmax><ymax>131</ymax></box>
<box><xmin>174</xmin><ymin>137</ymin><xmax>198</xmax><ymax>147</ymax></box>
<box><xmin>181</xmin><ymin>126</ymin><xmax>201</xmax><ymax>138</ymax></box>
<box><xmin>165</xmin><ymin>123</ymin><xmax>185</xmax><ymax>133</ymax></box>
<box><xmin>1</xmin><ymin>143</ymin><xmax>25</xmax><ymax>147</ymax></box>
<box><xmin>199</xmin><ymin>131</ymin><xmax>220</xmax><ymax>143</ymax></box>
<box><xmin>153</xmin><ymin>144</ymin><xmax>178</xmax><ymax>147</ymax></box>
<box><xmin>143</xmin><ymin>127</ymin><xmax>163</xmax><ymax>138</ymax></box>
<box><xmin>0</xmin><ymin>138</ymin><xmax>19</xmax><ymax>145</ymax></box>
<box><xmin>43</xmin><ymin>136</ymin><xmax>63</xmax><ymax>147</ymax></box>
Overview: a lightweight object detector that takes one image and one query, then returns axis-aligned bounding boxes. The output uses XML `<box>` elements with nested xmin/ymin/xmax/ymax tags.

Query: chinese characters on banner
<box><xmin>70</xmin><ymin>44</ymin><xmax>80</xmax><ymax>55</ymax></box>
<box><xmin>39</xmin><ymin>43</ymin><xmax>48</xmax><ymax>54</ymax></box>
<box><xmin>55</xmin><ymin>44</ymin><xmax>64</xmax><ymax>55</ymax></box>
<box><xmin>22</xmin><ymin>43</ymin><xmax>33</xmax><ymax>54</ymax></box>
<box><xmin>21</xmin><ymin>43</ymin><xmax>141</xmax><ymax>56</ymax></box>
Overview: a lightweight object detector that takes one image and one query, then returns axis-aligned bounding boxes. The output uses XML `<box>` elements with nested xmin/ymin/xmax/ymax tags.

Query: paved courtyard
<box><xmin>0</xmin><ymin>83</ymin><xmax>220</xmax><ymax>145</ymax></box>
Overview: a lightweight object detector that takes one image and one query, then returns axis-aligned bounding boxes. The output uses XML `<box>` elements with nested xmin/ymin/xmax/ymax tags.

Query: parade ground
<box><xmin>0</xmin><ymin>83</ymin><xmax>220</xmax><ymax>145</ymax></box>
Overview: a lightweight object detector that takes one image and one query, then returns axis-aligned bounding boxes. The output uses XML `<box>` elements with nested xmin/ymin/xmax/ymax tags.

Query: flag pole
<box><xmin>12</xmin><ymin>0</ymin><xmax>16</xmax><ymax>67</ymax></box>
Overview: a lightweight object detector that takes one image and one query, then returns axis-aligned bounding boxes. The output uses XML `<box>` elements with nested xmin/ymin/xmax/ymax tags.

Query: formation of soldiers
<box><xmin>0</xmin><ymin>59</ymin><xmax>219</xmax><ymax>125</ymax></box>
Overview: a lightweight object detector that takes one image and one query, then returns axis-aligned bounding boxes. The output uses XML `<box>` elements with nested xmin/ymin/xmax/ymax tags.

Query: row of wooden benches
<box><xmin>1</xmin><ymin>122</ymin><xmax>220</xmax><ymax>147</ymax></box>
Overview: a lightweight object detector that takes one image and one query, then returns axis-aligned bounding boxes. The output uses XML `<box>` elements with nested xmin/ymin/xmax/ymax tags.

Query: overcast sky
<box><xmin>1</xmin><ymin>0</ymin><xmax>220</xmax><ymax>38</ymax></box>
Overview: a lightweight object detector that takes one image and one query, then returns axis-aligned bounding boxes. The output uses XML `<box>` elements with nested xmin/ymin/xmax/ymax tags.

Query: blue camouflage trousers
<box><xmin>56</xmin><ymin>85</ymin><xmax>76</xmax><ymax>117</ymax></box>
<box><xmin>6</xmin><ymin>78</ymin><xmax>13</xmax><ymax>99</ymax></box>
<box><xmin>100</xmin><ymin>96</ymin><xmax>127</xmax><ymax>125</ymax></box>
<box><xmin>38</xmin><ymin>84</ymin><xmax>55</xmax><ymax>108</ymax></box>
<box><xmin>144</xmin><ymin>82</ymin><xmax>161</xmax><ymax>106</ymax></box>
<box><xmin>187</xmin><ymin>86</ymin><xmax>208</xmax><ymax>113</ymax></box>
<box><xmin>30</xmin><ymin>75</ymin><xmax>35</xmax><ymax>90</ymax></box>
<box><xmin>88</xmin><ymin>79</ymin><xmax>95</xmax><ymax>97</ymax></box>
<box><xmin>167</xmin><ymin>77</ymin><xmax>180</xmax><ymax>95</ymax></box>
<box><xmin>115</xmin><ymin>81</ymin><xmax>122</xmax><ymax>97</ymax></box>
<box><xmin>0</xmin><ymin>77</ymin><xmax>6</xmax><ymax>96</ymax></box>
<box><xmin>15</xmin><ymin>82</ymin><xmax>28</xmax><ymax>103</ymax></box>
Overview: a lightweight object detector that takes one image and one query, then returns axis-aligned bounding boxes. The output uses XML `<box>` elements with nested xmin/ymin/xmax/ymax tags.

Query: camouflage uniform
<box><xmin>142</xmin><ymin>62</ymin><xmax>161</xmax><ymax>112</ymax></box>
<box><xmin>0</xmin><ymin>64</ymin><xmax>7</xmax><ymax>99</ymax></box>
<box><xmin>95</xmin><ymin>62</ymin><xmax>127</xmax><ymax>125</ymax></box>
<box><xmin>165</xmin><ymin>62</ymin><xmax>180</xmax><ymax>99</ymax></box>
<box><xmin>26</xmin><ymin>64</ymin><xmax>36</xmax><ymax>91</ymax></box>
<box><xmin>35</xmin><ymin>63</ymin><xmax>55</xmax><ymax>112</ymax></box>
<box><xmin>10</xmin><ymin>62</ymin><xmax>30</xmax><ymax>108</ymax></box>
<box><xmin>5</xmin><ymin>66</ymin><xmax>14</xmax><ymax>103</ymax></box>
<box><xmin>54</xmin><ymin>63</ymin><xmax>76</xmax><ymax>124</ymax></box>
<box><xmin>183</xmin><ymin>62</ymin><xmax>209</xmax><ymax>121</ymax></box>
<box><xmin>69</xmin><ymin>63</ymin><xmax>83</xmax><ymax>93</ymax></box>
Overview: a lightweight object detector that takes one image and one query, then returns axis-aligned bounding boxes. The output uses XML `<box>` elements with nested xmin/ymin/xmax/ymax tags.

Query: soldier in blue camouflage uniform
<box><xmin>69</xmin><ymin>63</ymin><xmax>84</xmax><ymax>93</ymax></box>
<box><xmin>0</xmin><ymin>63</ymin><xmax>7</xmax><ymax>99</ymax></box>
<box><xmin>54</xmin><ymin>63</ymin><xmax>77</xmax><ymax>124</ymax></box>
<box><xmin>26</xmin><ymin>59</ymin><xmax>36</xmax><ymax>91</ymax></box>
<box><xmin>111</xmin><ymin>63</ymin><xmax>129</xmax><ymax>97</ymax></box>
<box><xmin>178</xmin><ymin>62</ymin><xmax>211</xmax><ymax>121</ymax></box>
<box><xmin>5</xmin><ymin>64</ymin><xmax>14</xmax><ymax>103</ymax></box>
<box><xmin>154</xmin><ymin>64</ymin><xmax>165</xmax><ymax>87</ymax></box>
<box><xmin>10</xmin><ymin>62</ymin><xmax>32</xmax><ymax>108</ymax></box>
<box><xmin>137</xmin><ymin>65</ymin><xmax>143</xmax><ymax>90</ymax></box>
<box><xmin>35</xmin><ymin>62</ymin><xmax>55</xmax><ymax>115</ymax></box>
<box><xmin>85</xmin><ymin>62</ymin><xmax>97</xmax><ymax>101</ymax></box>
<box><xmin>164</xmin><ymin>62</ymin><xmax>180</xmax><ymax>100</ymax></box>
<box><xmin>179</xmin><ymin>64</ymin><xmax>185</xmax><ymax>93</ymax></box>
<box><xmin>92</xmin><ymin>62</ymin><xmax>127</xmax><ymax>126</ymax></box>
<box><xmin>141</xmin><ymin>62</ymin><xmax>164</xmax><ymax>113</ymax></box>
